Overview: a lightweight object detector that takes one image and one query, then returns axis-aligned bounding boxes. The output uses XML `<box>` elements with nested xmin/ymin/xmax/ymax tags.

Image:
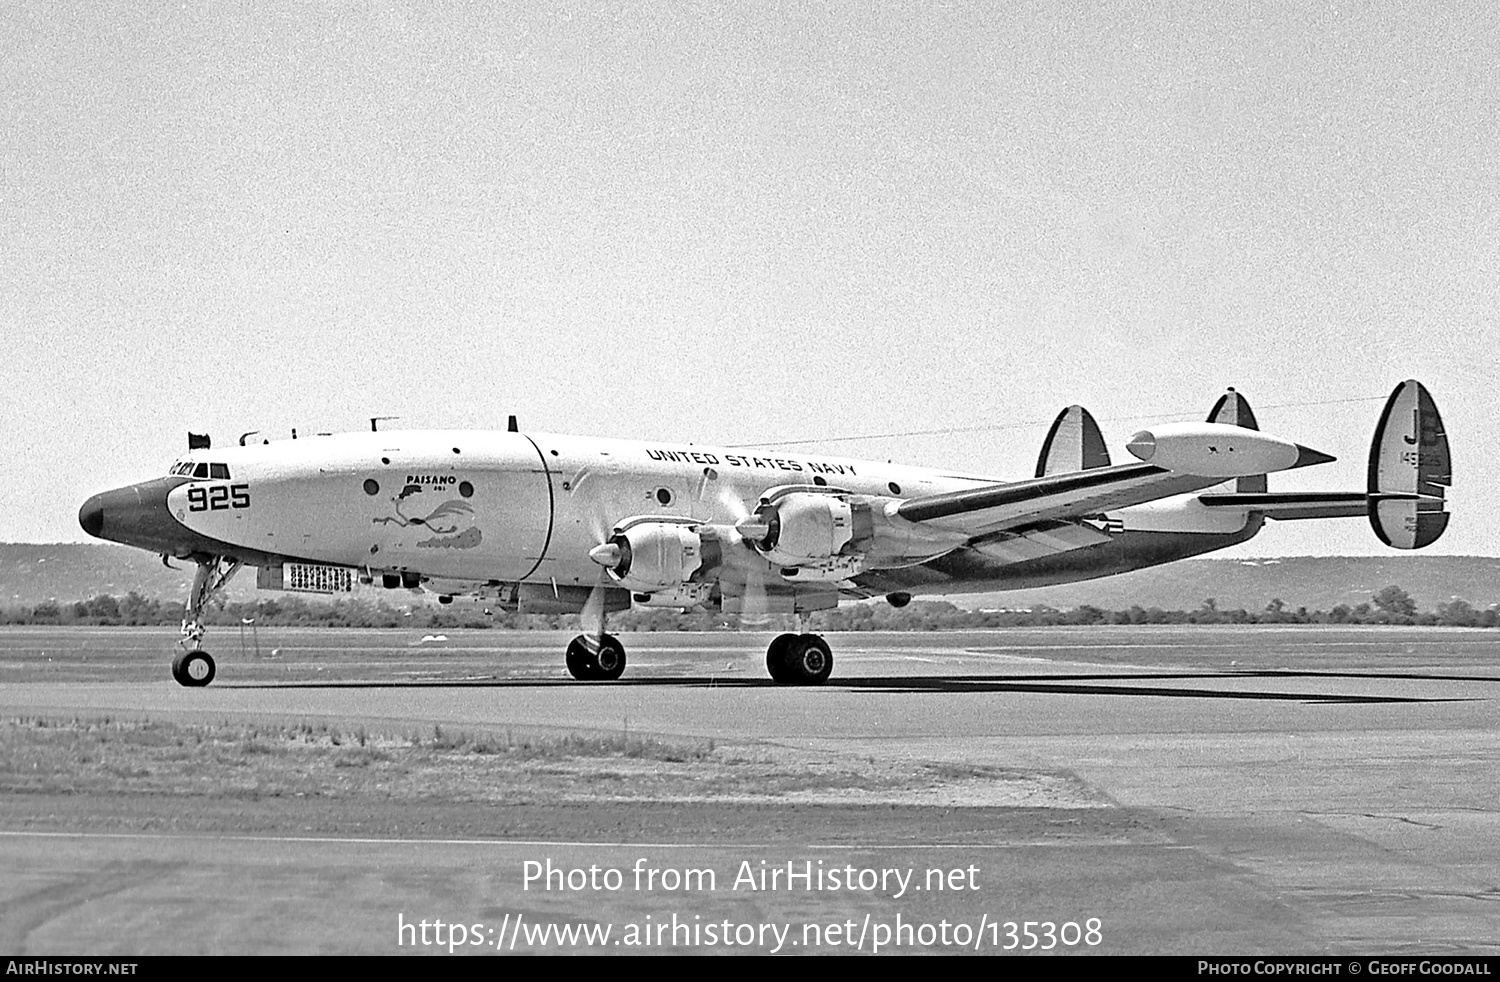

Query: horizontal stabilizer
<box><xmin>1035</xmin><ymin>406</ymin><xmax>1111</xmax><ymax>478</ymax></box>
<box><xmin>1198</xmin><ymin>490</ymin><xmax>1417</xmax><ymax>521</ymax></box>
<box><xmin>1368</xmin><ymin>379</ymin><xmax>1450</xmax><ymax>549</ymax></box>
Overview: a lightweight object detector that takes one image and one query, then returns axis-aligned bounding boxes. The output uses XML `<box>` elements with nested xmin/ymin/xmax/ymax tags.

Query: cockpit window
<box><xmin>170</xmin><ymin>460</ymin><xmax>230</xmax><ymax>479</ymax></box>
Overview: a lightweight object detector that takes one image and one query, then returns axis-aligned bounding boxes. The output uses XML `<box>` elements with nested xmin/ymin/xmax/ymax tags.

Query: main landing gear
<box><xmin>565</xmin><ymin>633</ymin><xmax>627</xmax><ymax>681</ymax></box>
<box><xmin>172</xmin><ymin>556</ymin><xmax>242</xmax><ymax>687</ymax></box>
<box><xmin>565</xmin><ymin>600</ymin><xmax>627</xmax><ymax>681</ymax></box>
<box><xmin>765</xmin><ymin>632</ymin><xmax>833</xmax><ymax>685</ymax></box>
<box><xmin>559</xmin><ymin>607</ymin><xmax>833</xmax><ymax>685</ymax></box>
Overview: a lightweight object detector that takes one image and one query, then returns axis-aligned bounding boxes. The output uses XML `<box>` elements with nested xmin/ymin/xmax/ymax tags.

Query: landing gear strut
<box><xmin>765</xmin><ymin>613</ymin><xmax>834</xmax><ymax>685</ymax></box>
<box><xmin>174</xmin><ymin>556</ymin><xmax>242</xmax><ymax>687</ymax></box>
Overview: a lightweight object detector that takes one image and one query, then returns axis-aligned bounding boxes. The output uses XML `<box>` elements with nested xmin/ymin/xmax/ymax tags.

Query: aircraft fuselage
<box><xmin>80</xmin><ymin>429</ymin><xmax>1256</xmax><ymax>599</ymax></box>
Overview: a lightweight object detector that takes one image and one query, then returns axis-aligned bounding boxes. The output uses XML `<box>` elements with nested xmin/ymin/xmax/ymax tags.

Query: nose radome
<box><xmin>79</xmin><ymin>494</ymin><xmax>105</xmax><ymax>538</ymax></box>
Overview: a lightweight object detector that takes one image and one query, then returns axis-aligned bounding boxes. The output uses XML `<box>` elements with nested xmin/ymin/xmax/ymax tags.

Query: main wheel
<box><xmin>765</xmin><ymin>633</ymin><xmax>798</xmax><ymax>683</ymax></box>
<box><xmin>784</xmin><ymin>634</ymin><xmax>833</xmax><ymax>685</ymax></box>
<box><xmin>565</xmin><ymin>636</ymin><xmax>595</xmax><ymax>680</ymax></box>
<box><xmin>171</xmin><ymin>651</ymin><xmax>216</xmax><ymax>687</ymax></box>
<box><xmin>593</xmin><ymin>634</ymin><xmax>627</xmax><ymax>681</ymax></box>
<box><xmin>565</xmin><ymin>635</ymin><xmax>628</xmax><ymax>681</ymax></box>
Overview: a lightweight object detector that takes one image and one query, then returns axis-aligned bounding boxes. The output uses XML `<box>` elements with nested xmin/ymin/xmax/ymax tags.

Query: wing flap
<box><xmin>970</xmin><ymin>520</ymin><xmax>1114</xmax><ymax>563</ymax></box>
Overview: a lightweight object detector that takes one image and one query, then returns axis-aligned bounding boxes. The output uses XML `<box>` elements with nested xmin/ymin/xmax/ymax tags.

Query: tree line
<box><xmin>0</xmin><ymin>585</ymin><xmax>1495</xmax><ymax>630</ymax></box>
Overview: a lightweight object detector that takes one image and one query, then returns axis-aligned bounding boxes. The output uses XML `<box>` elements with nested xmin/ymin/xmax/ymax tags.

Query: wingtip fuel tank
<box><xmin>1126</xmin><ymin>422</ymin><xmax>1334</xmax><ymax>478</ymax></box>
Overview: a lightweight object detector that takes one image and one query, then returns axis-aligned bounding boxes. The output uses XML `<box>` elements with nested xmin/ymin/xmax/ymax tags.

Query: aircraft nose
<box><xmin>79</xmin><ymin>494</ymin><xmax>106</xmax><ymax>538</ymax></box>
<box><xmin>77</xmin><ymin>479</ymin><xmax>194</xmax><ymax>551</ymax></box>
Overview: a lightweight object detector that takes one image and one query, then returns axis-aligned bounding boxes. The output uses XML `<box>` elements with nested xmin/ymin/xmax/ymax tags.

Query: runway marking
<box><xmin>0</xmin><ymin>830</ymin><xmax>1176</xmax><ymax>851</ymax></box>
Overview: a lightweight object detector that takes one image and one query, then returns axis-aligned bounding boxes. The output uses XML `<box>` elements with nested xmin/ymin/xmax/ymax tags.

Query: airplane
<box><xmin>77</xmin><ymin>380</ymin><xmax>1450</xmax><ymax>687</ymax></box>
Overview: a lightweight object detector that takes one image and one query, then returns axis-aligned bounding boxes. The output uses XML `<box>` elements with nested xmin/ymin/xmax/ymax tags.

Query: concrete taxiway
<box><xmin>1</xmin><ymin>626</ymin><xmax>1497</xmax><ymax>954</ymax></box>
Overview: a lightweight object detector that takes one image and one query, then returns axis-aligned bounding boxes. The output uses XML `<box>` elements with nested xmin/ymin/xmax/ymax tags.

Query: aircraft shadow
<box><xmin>228</xmin><ymin>670</ymin><xmax>1475</xmax><ymax>704</ymax></box>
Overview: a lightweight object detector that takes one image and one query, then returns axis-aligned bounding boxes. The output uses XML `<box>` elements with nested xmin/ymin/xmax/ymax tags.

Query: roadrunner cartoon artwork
<box><xmin>373</xmin><ymin>483</ymin><xmax>482</xmax><ymax>548</ymax></box>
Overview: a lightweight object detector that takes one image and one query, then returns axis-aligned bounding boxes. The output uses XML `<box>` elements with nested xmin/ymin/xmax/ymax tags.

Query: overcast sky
<box><xmin>3</xmin><ymin>1</ymin><xmax>1495</xmax><ymax>557</ymax></box>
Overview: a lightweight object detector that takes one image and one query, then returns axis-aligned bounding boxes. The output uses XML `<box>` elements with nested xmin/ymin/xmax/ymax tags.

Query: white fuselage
<box><xmin>166</xmin><ymin>431</ymin><xmax>1005</xmax><ymax>589</ymax></box>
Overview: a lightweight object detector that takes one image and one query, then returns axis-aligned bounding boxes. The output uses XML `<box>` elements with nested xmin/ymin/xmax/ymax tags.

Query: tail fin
<box><xmin>1368</xmin><ymin>380</ymin><xmax>1450</xmax><ymax>549</ymax></box>
<box><xmin>1035</xmin><ymin>406</ymin><xmax>1111</xmax><ymax>477</ymax></box>
<box><xmin>1196</xmin><ymin>379</ymin><xmax>1451</xmax><ymax>549</ymax></box>
<box><xmin>1206</xmin><ymin>387</ymin><xmax>1266</xmax><ymax>492</ymax></box>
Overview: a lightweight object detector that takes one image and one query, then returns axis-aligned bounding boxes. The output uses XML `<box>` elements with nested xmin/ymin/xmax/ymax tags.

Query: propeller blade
<box><xmin>736</xmin><ymin>568</ymin><xmax>774</xmax><ymax>629</ymax></box>
<box><xmin>579</xmin><ymin>573</ymin><xmax>610</xmax><ymax>642</ymax></box>
<box><xmin>719</xmin><ymin>487</ymin><xmax>752</xmax><ymax>522</ymax></box>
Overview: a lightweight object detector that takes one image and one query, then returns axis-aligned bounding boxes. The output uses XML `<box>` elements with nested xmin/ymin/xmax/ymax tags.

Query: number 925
<box><xmin>187</xmin><ymin>484</ymin><xmax>250</xmax><ymax>512</ymax></box>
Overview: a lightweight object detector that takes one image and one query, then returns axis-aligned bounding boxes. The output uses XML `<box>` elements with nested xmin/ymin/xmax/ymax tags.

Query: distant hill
<box><xmin>2</xmin><ymin>543</ymin><xmax>1496</xmax><ymax>613</ymax></box>
<box><xmin>0</xmin><ymin>544</ymin><xmax>210</xmax><ymax>605</ymax></box>
<box><xmin>958</xmin><ymin>555</ymin><xmax>1500</xmax><ymax>612</ymax></box>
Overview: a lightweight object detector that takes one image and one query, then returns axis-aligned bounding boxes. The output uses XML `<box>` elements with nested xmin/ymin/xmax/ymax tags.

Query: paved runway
<box><xmin>1</xmin><ymin>626</ymin><xmax>1497</xmax><ymax>954</ymax></box>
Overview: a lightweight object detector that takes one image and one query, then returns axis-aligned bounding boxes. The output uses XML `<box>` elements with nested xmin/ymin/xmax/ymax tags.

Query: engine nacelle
<box><xmin>737</xmin><ymin>487</ymin><xmax>966</xmax><ymax>572</ymax></box>
<box><xmin>596</xmin><ymin>521</ymin><xmax>709</xmax><ymax>592</ymax></box>
<box><xmin>1126</xmin><ymin>422</ymin><xmax>1333</xmax><ymax>478</ymax></box>
<box><xmin>743</xmin><ymin>491</ymin><xmax>859</xmax><ymax>568</ymax></box>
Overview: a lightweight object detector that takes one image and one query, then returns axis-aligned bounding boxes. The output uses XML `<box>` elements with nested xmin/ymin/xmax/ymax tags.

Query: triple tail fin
<box><xmin>1368</xmin><ymin>379</ymin><xmax>1450</xmax><ymax>548</ymax></box>
<box><xmin>1035</xmin><ymin>406</ymin><xmax>1111</xmax><ymax>477</ymax></box>
<box><xmin>1205</xmin><ymin>387</ymin><xmax>1265</xmax><ymax>492</ymax></box>
<box><xmin>1195</xmin><ymin>380</ymin><xmax>1451</xmax><ymax>550</ymax></box>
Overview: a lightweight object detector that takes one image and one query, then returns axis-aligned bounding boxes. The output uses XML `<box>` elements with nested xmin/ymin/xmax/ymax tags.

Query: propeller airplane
<box><xmin>78</xmin><ymin>381</ymin><xmax>1450</xmax><ymax>687</ymax></box>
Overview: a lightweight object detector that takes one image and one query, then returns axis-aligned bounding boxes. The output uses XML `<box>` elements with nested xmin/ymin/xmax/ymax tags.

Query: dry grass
<box><xmin>0</xmin><ymin>716</ymin><xmax>1100</xmax><ymax>808</ymax></box>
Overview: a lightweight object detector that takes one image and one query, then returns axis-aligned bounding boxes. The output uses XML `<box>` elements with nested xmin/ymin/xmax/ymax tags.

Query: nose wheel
<box><xmin>171</xmin><ymin>650</ymin><xmax>217</xmax><ymax>687</ymax></box>
<box><xmin>173</xmin><ymin>556</ymin><xmax>242</xmax><ymax>687</ymax></box>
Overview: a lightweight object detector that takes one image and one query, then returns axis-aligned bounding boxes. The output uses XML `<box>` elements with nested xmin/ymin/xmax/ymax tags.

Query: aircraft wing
<box><xmin>896</xmin><ymin>462</ymin><xmax>1223</xmax><ymax>537</ymax></box>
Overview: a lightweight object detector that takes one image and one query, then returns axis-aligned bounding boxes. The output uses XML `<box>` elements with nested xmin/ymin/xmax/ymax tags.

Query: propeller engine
<box><xmin>588</xmin><ymin>518</ymin><xmax>722</xmax><ymax>594</ymax></box>
<box><xmin>736</xmin><ymin>491</ymin><xmax>859</xmax><ymax>567</ymax></box>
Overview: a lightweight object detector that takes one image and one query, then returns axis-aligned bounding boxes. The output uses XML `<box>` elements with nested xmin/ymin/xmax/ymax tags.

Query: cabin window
<box><xmin>193</xmin><ymin>462</ymin><xmax>209</xmax><ymax>479</ymax></box>
<box><xmin>209</xmin><ymin>463</ymin><xmax>230</xmax><ymax>480</ymax></box>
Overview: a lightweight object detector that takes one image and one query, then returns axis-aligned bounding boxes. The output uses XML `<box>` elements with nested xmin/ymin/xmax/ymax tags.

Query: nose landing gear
<box><xmin>174</xmin><ymin>556</ymin><xmax>242</xmax><ymax>687</ymax></box>
<box><xmin>171</xmin><ymin>650</ymin><xmax>217</xmax><ymax>686</ymax></box>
